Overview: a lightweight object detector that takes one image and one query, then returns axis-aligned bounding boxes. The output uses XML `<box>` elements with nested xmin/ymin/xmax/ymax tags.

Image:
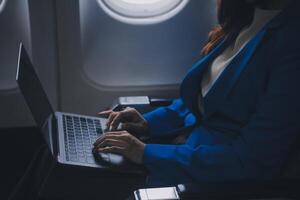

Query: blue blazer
<box><xmin>143</xmin><ymin>1</ymin><xmax>300</xmax><ymax>186</ymax></box>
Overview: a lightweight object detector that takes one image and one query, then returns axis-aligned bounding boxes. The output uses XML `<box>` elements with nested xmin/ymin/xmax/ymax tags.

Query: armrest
<box><xmin>111</xmin><ymin>96</ymin><xmax>172</xmax><ymax>113</ymax></box>
<box><xmin>149</xmin><ymin>98</ymin><xmax>172</xmax><ymax>107</ymax></box>
<box><xmin>178</xmin><ymin>180</ymin><xmax>300</xmax><ymax>199</ymax></box>
<box><xmin>132</xmin><ymin>180</ymin><xmax>300</xmax><ymax>200</ymax></box>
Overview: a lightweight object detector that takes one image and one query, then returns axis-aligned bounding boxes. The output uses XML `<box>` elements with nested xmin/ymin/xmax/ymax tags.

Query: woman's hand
<box><xmin>93</xmin><ymin>131</ymin><xmax>145</xmax><ymax>164</ymax></box>
<box><xmin>98</xmin><ymin>107</ymin><xmax>148</xmax><ymax>136</ymax></box>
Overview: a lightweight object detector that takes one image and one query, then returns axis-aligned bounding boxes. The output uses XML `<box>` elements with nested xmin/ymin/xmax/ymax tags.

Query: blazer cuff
<box><xmin>144</xmin><ymin>109</ymin><xmax>185</xmax><ymax>137</ymax></box>
<box><xmin>143</xmin><ymin>144</ymin><xmax>177</xmax><ymax>165</ymax></box>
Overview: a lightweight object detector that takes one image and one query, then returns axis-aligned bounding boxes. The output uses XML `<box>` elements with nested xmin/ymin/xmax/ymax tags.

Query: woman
<box><xmin>94</xmin><ymin>0</ymin><xmax>300</xmax><ymax>186</ymax></box>
<box><xmin>11</xmin><ymin>0</ymin><xmax>300</xmax><ymax>199</ymax></box>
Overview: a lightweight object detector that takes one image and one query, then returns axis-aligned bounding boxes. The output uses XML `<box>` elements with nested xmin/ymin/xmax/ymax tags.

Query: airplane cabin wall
<box><xmin>0</xmin><ymin>0</ymin><xmax>58</xmax><ymax>128</ymax></box>
<box><xmin>0</xmin><ymin>0</ymin><xmax>217</xmax><ymax>128</ymax></box>
<box><xmin>0</xmin><ymin>0</ymin><xmax>33</xmax><ymax>128</ymax></box>
<box><xmin>56</xmin><ymin>0</ymin><xmax>217</xmax><ymax>116</ymax></box>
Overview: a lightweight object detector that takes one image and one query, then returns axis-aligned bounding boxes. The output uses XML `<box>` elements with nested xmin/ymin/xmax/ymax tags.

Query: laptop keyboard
<box><xmin>63</xmin><ymin>115</ymin><xmax>103</xmax><ymax>163</ymax></box>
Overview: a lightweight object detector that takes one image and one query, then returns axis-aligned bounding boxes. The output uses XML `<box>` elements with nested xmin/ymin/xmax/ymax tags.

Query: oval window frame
<box><xmin>97</xmin><ymin>0</ymin><xmax>189</xmax><ymax>25</ymax></box>
<box><xmin>0</xmin><ymin>0</ymin><xmax>7</xmax><ymax>13</ymax></box>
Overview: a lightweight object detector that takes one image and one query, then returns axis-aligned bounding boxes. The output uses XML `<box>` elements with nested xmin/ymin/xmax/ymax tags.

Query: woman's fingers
<box><xmin>121</xmin><ymin>122</ymin><xmax>141</xmax><ymax>132</ymax></box>
<box><xmin>98</xmin><ymin>107</ymin><xmax>145</xmax><ymax>133</ymax></box>
<box><xmin>106</xmin><ymin>112</ymin><xmax>118</xmax><ymax>129</ymax></box>
<box><xmin>110</xmin><ymin>112</ymin><xmax>124</xmax><ymax>131</ymax></box>
<box><xmin>96</xmin><ymin>138</ymin><xmax>128</xmax><ymax>150</ymax></box>
<box><xmin>97</xmin><ymin>110</ymin><xmax>113</xmax><ymax>118</ymax></box>
<box><xmin>97</xmin><ymin>146</ymin><xmax>126</xmax><ymax>155</ymax></box>
<box><xmin>97</xmin><ymin>110</ymin><xmax>118</xmax><ymax>130</ymax></box>
<box><xmin>109</xmin><ymin>107</ymin><xmax>137</xmax><ymax>130</ymax></box>
<box><xmin>94</xmin><ymin>134</ymin><xmax>129</xmax><ymax>154</ymax></box>
<box><xmin>93</xmin><ymin>131</ymin><xmax>124</xmax><ymax>147</ymax></box>
<box><xmin>94</xmin><ymin>131</ymin><xmax>145</xmax><ymax>164</ymax></box>
<box><xmin>106</xmin><ymin>109</ymin><xmax>131</xmax><ymax>130</ymax></box>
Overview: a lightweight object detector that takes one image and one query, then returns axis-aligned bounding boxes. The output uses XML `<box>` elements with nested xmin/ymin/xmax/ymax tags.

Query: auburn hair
<box><xmin>202</xmin><ymin>0</ymin><xmax>256</xmax><ymax>55</ymax></box>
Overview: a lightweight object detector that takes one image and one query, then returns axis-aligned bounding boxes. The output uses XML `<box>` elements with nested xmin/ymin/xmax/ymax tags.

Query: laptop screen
<box><xmin>16</xmin><ymin>43</ymin><xmax>55</xmax><ymax>128</ymax></box>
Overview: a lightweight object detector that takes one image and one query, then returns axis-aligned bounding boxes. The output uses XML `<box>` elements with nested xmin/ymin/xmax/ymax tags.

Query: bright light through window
<box><xmin>97</xmin><ymin>0</ymin><xmax>189</xmax><ymax>25</ymax></box>
<box><xmin>0</xmin><ymin>0</ymin><xmax>6</xmax><ymax>13</ymax></box>
<box><xmin>122</xmin><ymin>0</ymin><xmax>163</xmax><ymax>4</ymax></box>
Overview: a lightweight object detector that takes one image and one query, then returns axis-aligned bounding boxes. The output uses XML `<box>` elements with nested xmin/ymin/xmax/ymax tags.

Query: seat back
<box><xmin>281</xmin><ymin>133</ymin><xmax>300</xmax><ymax>179</ymax></box>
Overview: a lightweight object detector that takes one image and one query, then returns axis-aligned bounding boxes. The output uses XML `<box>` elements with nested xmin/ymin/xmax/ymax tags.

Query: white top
<box><xmin>200</xmin><ymin>8</ymin><xmax>281</xmax><ymax>98</ymax></box>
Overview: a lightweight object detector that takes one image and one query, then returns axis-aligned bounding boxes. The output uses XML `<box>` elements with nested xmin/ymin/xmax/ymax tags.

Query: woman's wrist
<box><xmin>142</xmin><ymin>120</ymin><xmax>150</xmax><ymax>136</ymax></box>
<box><xmin>139</xmin><ymin>143</ymin><xmax>146</xmax><ymax>164</ymax></box>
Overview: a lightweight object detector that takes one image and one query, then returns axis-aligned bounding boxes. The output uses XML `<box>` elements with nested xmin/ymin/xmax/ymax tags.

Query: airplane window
<box><xmin>80</xmin><ymin>1</ymin><xmax>216</xmax><ymax>88</ymax></box>
<box><xmin>97</xmin><ymin>0</ymin><xmax>189</xmax><ymax>25</ymax></box>
<box><xmin>0</xmin><ymin>0</ymin><xmax>6</xmax><ymax>12</ymax></box>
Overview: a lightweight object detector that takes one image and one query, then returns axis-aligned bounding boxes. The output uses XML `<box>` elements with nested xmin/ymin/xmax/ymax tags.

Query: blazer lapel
<box><xmin>202</xmin><ymin>2</ymin><xmax>291</xmax><ymax>118</ymax></box>
<box><xmin>181</xmin><ymin>2</ymin><xmax>289</xmax><ymax>121</ymax></box>
<box><xmin>180</xmin><ymin>34</ymin><xmax>236</xmax><ymax>120</ymax></box>
<box><xmin>203</xmin><ymin>28</ymin><xmax>267</xmax><ymax>118</ymax></box>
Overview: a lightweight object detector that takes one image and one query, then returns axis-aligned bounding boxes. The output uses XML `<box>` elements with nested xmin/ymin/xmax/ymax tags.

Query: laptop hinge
<box><xmin>51</xmin><ymin>114</ymin><xmax>60</xmax><ymax>158</ymax></box>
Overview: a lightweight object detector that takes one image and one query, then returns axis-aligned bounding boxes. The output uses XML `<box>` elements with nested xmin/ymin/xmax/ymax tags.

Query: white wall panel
<box><xmin>0</xmin><ymin>0</ymin><xmax>33</xmax><ymax>128</ymax></box>
<box><xmin>0</xmin><ymin>0</ymin><xmax>217</xmax><ymax>128</ymax></box>
<box><xmin>56</xmin><ymin>0</ymin><xmax>217</xmax><ymax>116</ymax></box>
<box><xmin>80</xmin><ymin>0</ymin><xmax>216</xmax><ymax>88</ymax></box>
<box><xmin>0</xmin><ymin>0</ymin><xmax>58</xmax><ymax>128</ymax></box>
<box><xmin>0</xmin><ymin>0</ymin><xmax>31</xmax><ymax>91</ymax></box>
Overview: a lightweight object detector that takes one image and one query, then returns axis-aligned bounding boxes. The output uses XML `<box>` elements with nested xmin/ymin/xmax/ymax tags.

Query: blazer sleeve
<box><xmin>143</xmin><ymin>99</ymin><xmax>196</xmax><ymax>138</ymax></box>
<box><xmin>143</xmin><ymin>47</ymin><xmax>300</xmax><ymax>185</ymax></box>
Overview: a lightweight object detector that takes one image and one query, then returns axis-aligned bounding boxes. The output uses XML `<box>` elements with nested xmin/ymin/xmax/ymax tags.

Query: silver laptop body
<box><xmin>16</xmin><ymin>43</ymin><xmax>131</xmax><ymax>170</ymax></box>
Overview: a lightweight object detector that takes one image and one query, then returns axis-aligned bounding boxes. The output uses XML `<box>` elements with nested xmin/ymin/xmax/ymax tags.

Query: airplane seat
<box><xmin>130</xmin><ymin>179</ymin><xmax>300</xmax><ymax>200</ymax></box>
<box><xmin>126</xmin><ymin>99</ymin><xmax>300</xmax><ymax>199</ymax></box>
<box><xmin>130</xmin><ymin>157</ymin><xmax>300</xmax><ymax>200</ymax></box>
<box><xmin>129</xmin><ymin>150</ymin><xmax>300</xmax><ymax>200</ymax></box>
<box><xmin>281</xmin><ymin>133</ymin><xmax>300</xmax><ymax>180</ymax></box>
<box><xmin>129</xmin><ymin>133</ymin><xmax>300</xmax><ymax>200</ymax></box>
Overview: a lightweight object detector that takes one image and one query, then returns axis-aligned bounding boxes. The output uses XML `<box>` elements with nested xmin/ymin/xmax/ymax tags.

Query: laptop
<box><xmin>16</xmin><ymin>43</ymin><xmax>141</xmax><ymax>172</ymax></box>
